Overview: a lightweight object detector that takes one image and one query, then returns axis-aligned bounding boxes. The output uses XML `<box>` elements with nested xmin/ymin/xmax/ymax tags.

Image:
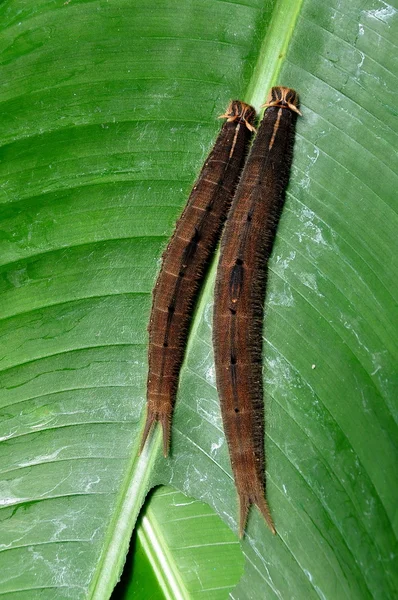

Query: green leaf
<box><xmin>113</xmin><ymin>486</ymin><xmax>244</xmax><ymax>600</ymax></box>
<box><xmin>0</xmin><ymin>0</ymin><xmax>396</xmax><ymax>599</ymax></box>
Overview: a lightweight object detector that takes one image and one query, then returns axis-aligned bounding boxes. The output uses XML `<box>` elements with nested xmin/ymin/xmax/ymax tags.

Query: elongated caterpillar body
<box><xmin>213</xmin><ymin>87</ymin><xmax>300</xmax><ymax>536</ymax></box>
<box><xmin>141</xmin><ymin>101</ymin><xmax>256</xmax><ymax>456</ymax></box>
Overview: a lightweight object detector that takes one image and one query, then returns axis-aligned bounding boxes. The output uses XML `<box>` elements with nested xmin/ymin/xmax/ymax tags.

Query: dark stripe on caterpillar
<box><xmin>141</xmin><ymin>100</ymin><xmax>256</xmax><ymax>456</ymax></box>
<box><xmin>213</xmin><ymin>87</ymin><xmax>300</xmax><ymax>536</ymax></box>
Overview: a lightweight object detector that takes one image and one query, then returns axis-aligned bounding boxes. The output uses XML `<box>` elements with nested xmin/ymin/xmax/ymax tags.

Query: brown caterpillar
<box><xmin>141</xmin><ymin>101</ymin><xmax>256</xmax><ymax>456</ymax></box>
<box><xmin>213</xmin><ymin>87</ymin><xmax>300</xmax><ymax>536</ymax></box>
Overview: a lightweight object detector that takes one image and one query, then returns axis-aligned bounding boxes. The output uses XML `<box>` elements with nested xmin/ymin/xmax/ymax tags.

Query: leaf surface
<box><xmin>0</xmin><ymin>0</ymin><xmax>396</xmax><ymax>599</ymax></box>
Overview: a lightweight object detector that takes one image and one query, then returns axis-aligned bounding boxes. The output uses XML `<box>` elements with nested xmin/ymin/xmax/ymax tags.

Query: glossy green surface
<box><xmin>115</xmin><ymin>487</ymin><xmax>244</xmax><ymax>600</ymax></box>
<box><xmin>111</xmin><ymin>510</ymin><xmax>165</xmax><ymax>600</ymax></box>
<box><xmin>0</xmin><ymin>0</ymin><xmax>397</xmax><ymax>598</ymax></box>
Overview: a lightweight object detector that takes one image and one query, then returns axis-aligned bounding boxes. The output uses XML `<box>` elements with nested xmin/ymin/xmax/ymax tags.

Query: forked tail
<box><xmin>238</xmin><ymin>489</ymin><xmax>276</xmax><ymax>538</ymax></box>
<box><xmin>139</xmin><ymin>408</ymin><xmax>171</xmax><ymax>457</ymax></box>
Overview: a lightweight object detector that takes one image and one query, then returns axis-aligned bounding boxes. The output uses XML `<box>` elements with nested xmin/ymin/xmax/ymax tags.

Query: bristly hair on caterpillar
<box><xmin>213</xmin><ymin>87</ymin><xmax>300</xmax><ymax>537</ymax></box>
<box><xmin>141</xmin><ymin>100</ymin><xmax>256</xmax><ymax>457</ymax></box>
